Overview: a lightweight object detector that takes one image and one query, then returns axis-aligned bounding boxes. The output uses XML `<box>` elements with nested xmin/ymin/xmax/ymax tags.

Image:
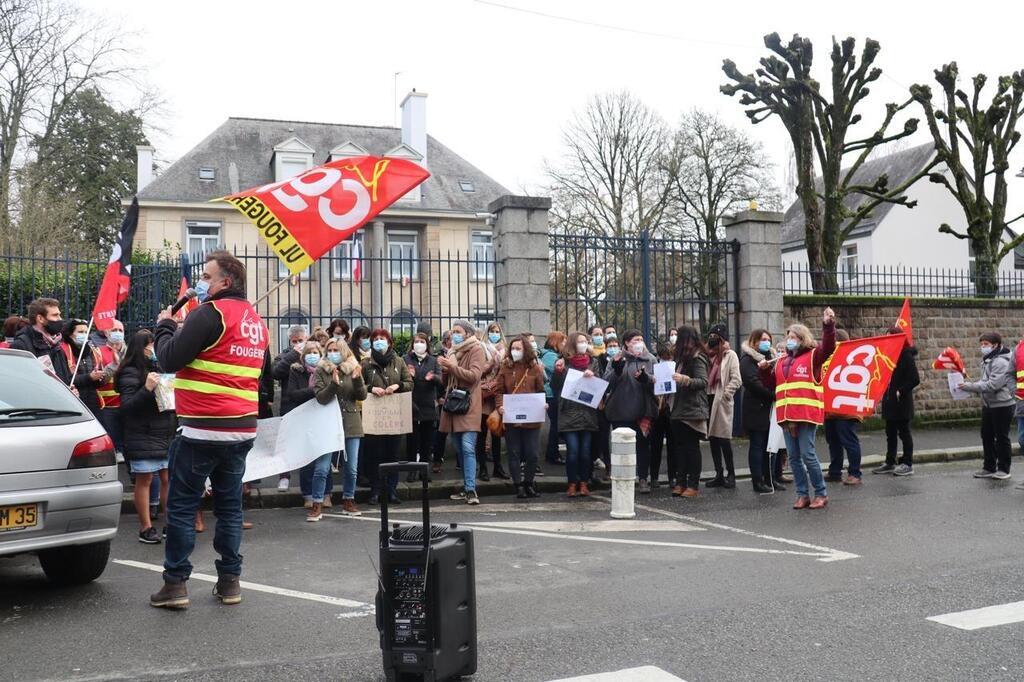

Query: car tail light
<box><xmin>69</xmin><ymin>434</ymin><xmax>116</xmax><ymax>468</ymax></box>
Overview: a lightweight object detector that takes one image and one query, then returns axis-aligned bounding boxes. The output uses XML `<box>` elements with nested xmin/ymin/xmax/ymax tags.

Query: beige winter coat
<box><xmin>707</xmin><ymin>346</ymin><xmax>742</xmax><ymax>439</ymax></box>
<box><xmin>439</xmin><ymin>336</ymin><xmax>486</xmax><ymax>434</ymax></box>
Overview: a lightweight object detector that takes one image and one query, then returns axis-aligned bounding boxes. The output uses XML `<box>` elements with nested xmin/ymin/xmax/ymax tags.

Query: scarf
<box><xmin>708</xmin><ymin>352</ymin><xmax>722</xmax><ymax>393</ymax></box>
<box><xmin>452</xmin><ymin>334</ymin><xmax>480</xmax><ymax>357</ymax></box>
<box><xmin>41</xmin><ymin>329</ymin><xmax>62</xmax><ymax>347</ymax></box>
<box><xmin>371</xmin><ymin>347</ymin><xmax>396</xmax><ymax>368</ymax></box>
<box><xmin>568</xmin><ymin>353</ymin><xmax>590</xmax><ymax>371</ymax></box>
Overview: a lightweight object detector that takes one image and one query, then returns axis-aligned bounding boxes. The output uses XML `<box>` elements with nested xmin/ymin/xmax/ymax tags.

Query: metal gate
<box><xmin>549</xmin><ymin>231</ymin><xmax>740</xmax><ymax>346</ymax></box>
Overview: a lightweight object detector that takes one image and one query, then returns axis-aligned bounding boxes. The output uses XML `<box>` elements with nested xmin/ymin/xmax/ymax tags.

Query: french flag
<box><xmin>351</xmin><ymin>236</ymin><xmax>363</xmax><ymax>281</ymax></box>
<box><xmin>92</xmin><ymin>198</ymin><xmax>139</xmax><ymax>331</ymax></box>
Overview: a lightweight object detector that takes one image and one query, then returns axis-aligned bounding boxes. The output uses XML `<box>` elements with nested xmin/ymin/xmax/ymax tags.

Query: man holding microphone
<box><xmin>149</xmin><ymin>251</ymin><xmax>269</xmax><ymax>610</ymax></box>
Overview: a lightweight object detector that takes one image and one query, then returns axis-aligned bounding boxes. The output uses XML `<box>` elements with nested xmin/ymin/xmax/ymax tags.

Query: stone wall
<box><xmin>784</xmin><ymin>297</ymin><xmax>1024</xmax><ymax>422</ymax></box>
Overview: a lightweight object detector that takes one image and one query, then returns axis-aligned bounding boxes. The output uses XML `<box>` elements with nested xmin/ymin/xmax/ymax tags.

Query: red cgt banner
<box><xmin>218</xmin><ymin>156</ymin><xmax>429</xmax><ymax>274</ymax></box>
<box><xmin>821</xmin><ymin>333</ymin><xmax>907</xmax><ymax>417</ymax></box>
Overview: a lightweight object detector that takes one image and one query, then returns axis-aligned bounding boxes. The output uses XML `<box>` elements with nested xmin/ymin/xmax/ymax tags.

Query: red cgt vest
<box><xmin>97</xmin><ymin>345</ymin><xmax>122</xmax><ymax>409</ymax></box>
<box><xmin>61</xmin><ymin>342</ymin><xmax>105</xmax><ymax>409</ymax></box>
<box><xmin>173</xmin><ymin>299</ymin><xmax>268</xmax><ymax>419</ymax></box>
<box><xmin>775</xmin><ymin>351</ymin><xmax>825</xmax><ymax>426</ymax></box>
<box><xmin>1015</xmin><ymin>341</ymin><xmax>1024</xmax><ymax>401</ymax></box>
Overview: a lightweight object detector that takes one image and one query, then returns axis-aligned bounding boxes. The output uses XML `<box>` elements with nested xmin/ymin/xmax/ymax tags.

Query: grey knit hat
<box><xmin>453</xmin><ymin>319</ymin><xmax>476</xmax><ymax>336</ymax></box>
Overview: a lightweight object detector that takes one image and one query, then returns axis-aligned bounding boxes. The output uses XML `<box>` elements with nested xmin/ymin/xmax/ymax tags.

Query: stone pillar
<box><xmin>724</xmin><ymin>210</ymin><xmax>784</xmax><ymax>338</ymax></box>
<box><xmin>369</xmin><ymin>219</ymin><xmax>386</xmax><ymax>328</ymax></box>
<box><xmin>490</xmin><ymin>195</ymin><xmax>551</xmax><ymax>339</ymax></box>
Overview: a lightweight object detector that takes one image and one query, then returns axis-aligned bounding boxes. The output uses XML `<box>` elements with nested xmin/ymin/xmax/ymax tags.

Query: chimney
<box><xmin>400</xmin><ymin>90</ymin><xmax>427</xmax><ymax>167</ymax></box>
<box><xmin>136</xmin><ymin>145</ymin><xmax>155</xmax><ymax>192</ymax></box>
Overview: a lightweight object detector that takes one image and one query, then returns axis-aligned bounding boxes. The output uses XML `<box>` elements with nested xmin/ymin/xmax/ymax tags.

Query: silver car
<box><xmin>0</xmin><ymin>348</ymin><xmax>122</xmax><ymax>584</ymax></box>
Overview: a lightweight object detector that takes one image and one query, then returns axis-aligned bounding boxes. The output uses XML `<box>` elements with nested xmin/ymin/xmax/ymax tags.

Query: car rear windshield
<box><xmin>0</xmin><ymin>353</ymin><xmax>86</xmax><ymax>421</ymax></box>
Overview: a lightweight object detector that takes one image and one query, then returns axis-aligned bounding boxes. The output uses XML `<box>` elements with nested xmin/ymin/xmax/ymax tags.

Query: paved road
<box><xmin>4</xmin><ymin>458</ymin><xmax>1024</xmax><ymax>681</ymax></box>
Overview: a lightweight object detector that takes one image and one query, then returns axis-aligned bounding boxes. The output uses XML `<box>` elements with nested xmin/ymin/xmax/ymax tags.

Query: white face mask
<box><xmin>575</xmin><ymin>341</ymin><xmax>589</xmax><ymax>354</ymax></box>
<box><xmin>511</xmin><ymin>349</ymin><xmax>524</xmax><ymax>362</ymax></box>
<box><xmin>413</xmin><ymin>342</ymin><xmax>427</xmax><ymax>354</ymax></box>
<box><xmin>631</xmin><ymin>342</ymin><xmax>645</xmax><ymax>355</ymax></box>
<box><xmin>669</xmin><ymin>334</ymin><xmax>677</xmax><ymax>345</ymax></box>
<box><xmin>292</xmin><ymin>341</ymin><xmax>305</xmax><ymax>353</ymax></box>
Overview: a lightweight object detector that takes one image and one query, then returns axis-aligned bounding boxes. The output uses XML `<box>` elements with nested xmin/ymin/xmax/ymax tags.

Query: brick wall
<box><xmin>784</xmin><ymin>297</ymin><xmax>1024</xmax><ymax>422</ymax></box>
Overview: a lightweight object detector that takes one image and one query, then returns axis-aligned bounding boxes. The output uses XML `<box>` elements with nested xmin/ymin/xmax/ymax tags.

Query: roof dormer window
<box><xmin>458</xmin><ymin>180</ymin><xmax>475</xmax><ymax>193</ymax></box>
<box><xmin>198</xmin><ymin>167</ymin><xmax>216</xmax><ymax>181</ymax></box>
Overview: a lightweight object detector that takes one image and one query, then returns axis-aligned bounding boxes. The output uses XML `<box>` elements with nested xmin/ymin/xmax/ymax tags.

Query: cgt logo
<box><xmin>826</xmin><ymin>342</ymin><xmax>877</xmax><ymax>413</ymax></box>
<box><xmin>257</xmin><ymin>161</ymin><xmax>378</xmax><ymax>232</ymax></box>
<box><xmin>239</xmin><ymin>311</ymin><xmax>265</xmax><ymax>347</ymax></box>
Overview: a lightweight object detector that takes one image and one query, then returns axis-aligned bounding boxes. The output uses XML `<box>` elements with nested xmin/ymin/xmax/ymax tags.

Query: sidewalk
<box><xmin>117</xmin><ymin>424</ymin><xmax>1005</xmax><ymax>512</ymax></box>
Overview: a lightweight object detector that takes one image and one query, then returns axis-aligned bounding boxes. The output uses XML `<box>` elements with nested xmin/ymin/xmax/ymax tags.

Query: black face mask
<box><xmin>44</xmin><ymin>319</ymin><xmax>63</xmax><ymax>335</ymax></box>
<box><xmin>708</xmin><ymin>336</ymin><xmax>721</xmax><ymax>348</ymax></box>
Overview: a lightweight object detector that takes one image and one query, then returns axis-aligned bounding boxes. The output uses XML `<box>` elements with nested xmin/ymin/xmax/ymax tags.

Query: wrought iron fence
<box><xmin>549</xmin><ymin>231</ymin><xmax>740</xmax><ymax>345</ymax></box>
<box><xmin>2</xmin><ymin>246</ymin><xmax>498</xmax><ymax>352</ymax></box>
<box><xmin>782</xmin><ymin>263</ymin><xmax>1024</xmax><ymax>298</ymax></box>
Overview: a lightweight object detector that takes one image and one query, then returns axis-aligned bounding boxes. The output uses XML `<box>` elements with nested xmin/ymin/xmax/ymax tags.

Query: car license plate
<box><xmin>0</xmin><ymin>503</ymin><xmax>38</xmax><ymax>532</ymax></box>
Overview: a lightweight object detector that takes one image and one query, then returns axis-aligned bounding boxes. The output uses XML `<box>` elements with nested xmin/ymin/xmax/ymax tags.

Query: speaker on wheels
<box><xmin>376</xmin><ymin>462</ymin><xmax>477</xmax><ymax>682</ymax></box>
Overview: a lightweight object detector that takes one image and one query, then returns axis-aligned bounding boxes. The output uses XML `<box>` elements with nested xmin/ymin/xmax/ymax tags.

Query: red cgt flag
<box><xmin>895</xmin><ymin>298</ymin><xmax>913</xmax><ymax>345</ymax></box>
<box><xmin>92</xmin><ymin>198</ymin><xmax>139</xmax><ymax>331</ymax></box>
<box><xmin>933</xmin><ymin>347</ymin><xmax>966</xmax><ymax>374</ymax></box>
<box><xmin>218</xmin><ymin>156</ymin><xmax>429</xmax><ymax>275</ymax></box>
<box><xmin>821</xmin><ymin>333</ymin><xmax>908</xmax><ymax>417</ymax></box>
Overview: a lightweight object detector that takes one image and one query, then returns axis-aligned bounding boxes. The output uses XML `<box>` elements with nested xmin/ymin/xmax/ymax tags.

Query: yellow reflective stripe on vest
<box><xmin>776</xmin><ymin>397</ymin><xmax>825</xmax><ymax>409</ymax></box>
<box><xmin>97</xmin><ymin>389</ymin><xmax>119</xmax><ymax>397</ymax></box>
<box><xmin>1017</xmin><ymin>370</ymin><xmax>1024</xmax><ymax>379</ymax></box>
<box><xmin>173</xmin><ymin>378</ymin><xmax>258</xmax><ymax>401</ymax></box>
<box><xmin>776</xmin><ymin>381</ymin><xmax>823</xmax><ymax>394</ymax></box>
<box><xmin>185</xmin><ymin>358</ymin><xmax>262</xmax><ymax>378</ymax></box>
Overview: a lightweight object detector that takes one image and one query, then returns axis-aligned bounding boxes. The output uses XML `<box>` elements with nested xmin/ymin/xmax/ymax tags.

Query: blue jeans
<box><xmin>300</xmin><ymin>456</ymin><xmax>334</xmax><ymax>500</ymax></box>
<box><xmin>783</xmin><ymin>423</ymin><xmax>827</xmax><ymax>498</ymax></box>
<box><xmin>163</xmin><ymin>436</ymin><xmax>253</xmax><ymax>583</ymax></box>
<box><xmin>310</xmin><ymin>452</ymin><xmax>333</xmax><ymax>503</ymax></box>
<box><xmin>342</xmin><ymin>437</ymin><xmax>361</xmax><ymax>499</ymax></box>
<box><xmin>824</xmin><ymin>419</ymin><xmax>862</xmax><ymax>478</ymax></box>
<box><xmin>1017</xmin><ymin>417</ymin><xmax>1024</xmax><ymax>454</ymax></box>
<box><xmin>451</xmin><ymin>431</ymin><xmax>478</xmax><ymax>492</ymax></box>
<box><xmin>563</xmin><ymin>431</ymin><xmax>593</xmax><ymax>483</ymax></box>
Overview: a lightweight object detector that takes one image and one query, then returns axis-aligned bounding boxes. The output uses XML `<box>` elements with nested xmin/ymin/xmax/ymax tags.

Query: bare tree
<box><xmin>0</xmin><ymin>0</ymin><xmax>132</xmax><ymax>234</ymax></box>
<box><xmin>911</xmin><ymin>64</ymin><xmax>1024</xmax><ymax>296</ymax></box>
<box><xmin>722</xmin><ymin>33</ymin><xmax>934</xmax><ymax>293</ymax></box>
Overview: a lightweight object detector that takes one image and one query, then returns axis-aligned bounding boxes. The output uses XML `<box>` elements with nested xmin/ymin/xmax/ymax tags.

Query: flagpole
<box><xmin>252</xmin><ymin>274</ymin><xmax>297</xmax><ymax>308</ymax></box>
<box><xmin>68</xmin><ymin>317</ymin><xmax>95</xmax><ymax>388</ymax></box>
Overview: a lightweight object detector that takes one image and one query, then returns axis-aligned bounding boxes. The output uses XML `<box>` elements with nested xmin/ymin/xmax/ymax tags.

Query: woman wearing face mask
<box><xmin>477</xmin><ymin>323</ymin><xmax>508</xmax><ymax>481</ymax></box>
<box><xmin>668</xmin><ymin>328</ymin><xmax>678</xmax><ymax>349</ymax></box>
<box><xmin>959</xmin><ymin>332</ymin><xmax>1015</xmax><ymax>480</ymax></box>
<box><xmin>740</xmin><ymin>329</ymin><xmax>783</xmax><ymax>494</ymax></box>
<box><xmin>362</xmin><ymin>329</ymin><xmax>414</xmax><ymax>505</ymax></box>
<box><xmin>404</xmin><ymin>333</ymin><xmax>445</xmax><ymax>483</ymax></box>
<box><xmin>552</xmin><ymin>332</ymin><xmax>602</xmax><ymax>496</ymax></box>
<box><xmin>703</xmin><ymin>323</ymin><xmax>743</xmax><ymax>490</ymax></box>
<box><xmin>350</xmin><ymin>326</ymin><xmax>372</xmax><ymax>361</ymax></box>
<box><xmin>51</xmin><ymin>319</ymin><xmax>106</xmax><ymax>418</ymax></box>
<box><xmin>604</xmin><ymin>330</ymin><xmax>658</xmax><ymax>492</ymax></box>
<box><xmin>116</xmin><ymin>330</ymin><xmax>175</xmax><ymax>543</ymax></box>
<box><xmin>439</xmin><ymin>321</ymin><xmax>486</xmax><ymax>504</ymax></box>
<box><xmin>285</xmin><ymin>341</ymin><xmax>328</xmax><ymax>509</ymax></box>
<box><xmin>314</xmin><ymin>339</ymin><xmax>368</xmax><ymax>519</ymax></box>
<box><xmin>647</xmin><ymin>343</ymin><xmax>676</xmax><ymax>490</ymax></box>
<box><xmin>431</xmin><ymin>330</ymin><xmax>454</xmax><ymax>474</ymax></box>
<box><xmin>495</xmin><ymin>335</ymin><xmax>547</xmax><ymax>499</ymax></box>
<box><xmin>327</xmin><ymin>318</ymin><xmax>350</xmax><ymax>344</ymax></box>
<box><xmin>759</xmin><ymin>308</ymin><xmax>837</xmax><ymax>509</ymax></box>
<box><xmin>538</xmin><ymin>332</ymin><xmax>567</xmax><ymax>466</ymax></box>
<box><xmin>668</xmin><ymin>326</ymin><xmax>709</xmax><ymax>497</ymax></box>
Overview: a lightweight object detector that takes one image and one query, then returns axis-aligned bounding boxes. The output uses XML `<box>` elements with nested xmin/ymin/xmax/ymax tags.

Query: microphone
<box><xmin>170</xmin><ymin>288</ymin><xmax>198</xmax><ymax>315</ymax></box>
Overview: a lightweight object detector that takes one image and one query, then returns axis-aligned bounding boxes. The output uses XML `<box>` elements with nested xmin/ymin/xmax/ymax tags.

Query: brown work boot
<box><xmin>681</xmin><ymin>487</ymin><xmax>700</xmax><ymax>498</ymax></box>
<box><xmin>341</xmin><ymin>499</ymin><xmax>362</xmax><ymax>516</ymax></box>
<box><xmin>150</xmin><ymin>580</ymin><xmax>189</xmax><ymax>609</ymax></box>
<box><xmin>578</xmin><ymin>482</ymin><xmax>590</xmax><ymax>497</ymax></box>
<box><xmin>213</xmin><ymin>574</ymin><xmax>242</xmax><ymax>605</ymax></box>
<box><xmin>671</xmin><ymin>485</ymin><xmax>685</xmax><ymax>497</ymax></box>
<box><xmin>566</xmin><ymin>483</ymin><xmax>577</xmax><ymax>498</ymax></box>
<box><xmin>793</xmin><ymin>496</ymin><xmax>811</xmax><ymax>510</ymax></box>
<box><xmin>306</xmin><ymin>502</ymin><xmax>323</xmax><ymax>522</ymax></box>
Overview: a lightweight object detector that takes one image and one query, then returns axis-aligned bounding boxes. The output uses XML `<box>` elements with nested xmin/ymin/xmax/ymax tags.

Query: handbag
<box><xmin>442</xmin><ymin>366</ymin><xmax>471</xmax><ymax>415</ymax></box>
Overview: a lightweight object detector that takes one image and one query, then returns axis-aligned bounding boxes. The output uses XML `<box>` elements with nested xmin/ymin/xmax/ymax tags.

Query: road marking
<box><xmin>467</xmin><ymin>519</ymin><xmax>703</xmax><ymax>533</ymax></box>
<box><xmin>548</xmin><ymin>666</ymin><xmax>686</xmax><ymax>681</ymax></box>
<box><xmin>383</xmin><ymin>501</ymin><xmax>609</xmax><ymax>514</ymax></box>
<box><xmin>595</xmin><ymin>498</ymin><xmax>860</xmax><ymax>563</ymax></box>
<box><xmin>112</xmin><ymin>559</ymin><xmax>374</xmax><ymax>615</ymax></box>
<box><xmin>927</xmin><ymin>601</ymin><xmax>1024</xmax><ymax>630</ymax></box>
<box><xmin>324</xmin><ymin>514</ymin><xmax>835</xmax><ymax>559</ymax></box>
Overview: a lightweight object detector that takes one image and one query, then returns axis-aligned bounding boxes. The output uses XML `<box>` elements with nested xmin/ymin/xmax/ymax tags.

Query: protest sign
<box><xmin>243</xmin><ymin>399</ymin><xmax>345</xmax><ymax>483</ymax></box>
<box><xmin>560</xmin><ymin>368</ymin><xmax>608</xmax><ymax>409</ymax></box>
<box><xmin>503</xmin><ymin>392</ymin><xmax>546</xmax><ymax>423</ymax></box>
<box><xmin>653</xmin><ymin>361</ymin><xmax>676</xmax><ymax>396</ymax></box>
<box><xmin>362</xmin><ymin>391</ymin><xmax>413</xmax><ymax>435</ymax></box>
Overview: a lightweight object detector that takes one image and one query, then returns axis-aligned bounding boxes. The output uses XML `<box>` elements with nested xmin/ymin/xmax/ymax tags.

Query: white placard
<box><xmin>948</xmin><ymin>371</ymin><xmax>970</xmax><ymax>401</ymax></box>
<box><xmin>503</xmin><ymin>392</ymin><xmax>547</xmax><ymax>424</ymax></box>
<box><xmin>243</xmin><ymin>399</ymin><xmax>345</xmax><ymax>482</ymax></box>
<box><xmin>653</xmin><ymin>361</ymin><xmax>676</xmax><ymax>396</ymax></box>
<box><xmin>561</xmin><ymin>368</ymin><xmax>608</xmax><ymax>409</ymax></box>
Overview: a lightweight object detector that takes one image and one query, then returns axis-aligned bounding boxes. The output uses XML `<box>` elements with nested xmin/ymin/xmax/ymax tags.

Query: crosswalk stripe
<box><xmin>928</xmin><ymin>601</ymin><xmax>1024</xmax><ymax>630</ymax></box>
<box><xmin>548</xmin><ymin>666</ymin><xmax>686</xmax><ymax>681</ymax></box>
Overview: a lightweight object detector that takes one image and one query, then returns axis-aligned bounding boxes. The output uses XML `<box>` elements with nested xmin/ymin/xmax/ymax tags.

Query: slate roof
<box><xmin>138</xmin><ymin>117</ymin><xmax>509</xmax><ymax>213</ymax></box>
<box><xmin>780</xmin><ymin>143</ymin><xmax>936</xmax><ymax>249</ymax></box>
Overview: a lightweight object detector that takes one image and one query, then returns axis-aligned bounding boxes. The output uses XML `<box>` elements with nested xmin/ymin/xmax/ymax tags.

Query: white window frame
<box><xmin>387</xmin><ymin>230</ymin><xmax>419</xmax><ymax>280</ymax></box>
<box><xmin>332</xmin><ymin>230</ymin><xmax>366</xmax><ymax>280</ymax></box>
<box><xmin>840</xmin><ymin>244</ymin><xmax>858</xmax><ymax>283</ymax></box>
<box><xmin>185</xmin><ymin>220</ymin><xmax>222</xmax><ymax>256</ymax></box>
<box><xmin>389</xmin><ymin>309</ymin><xmax>419</xmax><ymax>337</ymax></box>
<box><xmin>470</xmin><ymin>229</ymin><xmax>495</xmax><ymax>282</ymax></box>
<box><xmin>337</xmin><ymin>308</ymin><xmax>369</xmax><ymax>331</ymax></box>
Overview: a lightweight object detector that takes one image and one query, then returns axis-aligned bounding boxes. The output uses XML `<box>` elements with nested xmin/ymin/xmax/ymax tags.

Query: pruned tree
<box><xmin>910</xmin><ymin>64</ymin><xmax>1024</xmax><ymax>296</ymax></box>
<box><xmin>722</xmin><ymin>33</ymin><xmax>934</xmax><ymax>293</ymax></box>
<box><xmin>0</xmin><ymin>0</ymin><xmax>133</xmax><ymax>236</ymax></box>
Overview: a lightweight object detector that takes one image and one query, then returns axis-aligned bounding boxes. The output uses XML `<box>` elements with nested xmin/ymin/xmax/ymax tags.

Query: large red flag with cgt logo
<box><xmin>821</xmin><ymin>333</ymin><xmax>908</xmax><ymax>417</ymax></box>
<box><xmin>895</xmin><ymin>297</ymin><xmax>913</xmax><ymax>345</ymax></box>
<box><xmin>92</xmin><ymin>198</ymin><xmax>139</xmax><ymax>331</ymax></box>
<box><xmin>217</xmin><ymin>156</ymin><xmax>429</xmax><ymax>275</ymax></box>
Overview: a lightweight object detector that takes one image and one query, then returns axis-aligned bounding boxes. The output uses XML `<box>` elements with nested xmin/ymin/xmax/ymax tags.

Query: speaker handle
<box><xmin>378</xmin><ymin>461</ymin><xmax>431</xmax><ymax>551</ymax></box>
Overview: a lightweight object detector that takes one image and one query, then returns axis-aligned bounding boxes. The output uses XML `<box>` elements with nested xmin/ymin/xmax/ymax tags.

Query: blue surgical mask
<box><xmin>786</xmin><ymin>339</ymin><xmax>798</xmax><ymax>352</ymax></box>
<box><xmin>607</xmin><ymin>346</ymin><xmax>620</xmax><ymax>358</ymax></box>
<box><xmin>73</xmin><ymin>333</ymin><xmax>88</xmax><ymax>346</ymax></box>
<box><xmin>758</xmin><ymin>340</ymin><xmax>772</xmax><ymax>353</ymax></box>
<box><xmin>148</xmin><ymin>351</ymin><xmax>158</xmax><ymax>362</ymax></box>
<box><xmin>109</xmin><ymin>331</ymin><xmax>124</xmax><ymax>344</ymax></box>
<box><xmin>592</xmin><ymin>335</ymin><xmax>604</xmax><ymax>347</ymax></box>
<box><xmin>360</xmin><ymin>338</ymin><xmax>371</xmax><ymax>351</ymax></box>
<box><xmin>488</xmin><ymin>332</ymin><xmax>501</xmax><ymax>344</ymax></box>
<box><xmin>372</xmin><ymin>339</ymin><xmax>388</xmax><ymax>353</ymax></box>
<box><xmin>304</xmin><ymin>353</ymin><xmax>320</xmax><ymax>366</ymax></box>
<box><xmin>981</xmin><ymin>345</ymin><xmax>993</xmax><ymax>356</ymax></box>
<box><xmin>327</xmin><ymin>352</ymin><xmax>342</xmax><ymax>364</ymax></box>
<box><xmin>194</xmin><ymin>279</ymin><xmax>211</xmax><ymax>302</ymax></box>
<box><xmin>452</xmin><ymin>333</ymin><xmax>465</xmax><ymax>345</ymax></box>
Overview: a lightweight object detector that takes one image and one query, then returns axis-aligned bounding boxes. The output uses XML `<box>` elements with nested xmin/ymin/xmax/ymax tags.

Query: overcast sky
<box><xmin>94</xmin><ymin>0</ymin><xmax>1023</xmax><ymax>200</ymax></box>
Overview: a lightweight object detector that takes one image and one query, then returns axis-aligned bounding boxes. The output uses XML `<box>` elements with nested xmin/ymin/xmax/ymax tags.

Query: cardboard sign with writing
<box><xmin>362</xmin><ymin>391</ymin><xmax>413</xmax><ymax>435</ymax></box>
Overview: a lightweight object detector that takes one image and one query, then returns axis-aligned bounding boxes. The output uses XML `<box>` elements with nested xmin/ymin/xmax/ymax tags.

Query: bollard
<box><xmin>609</xmin><ymin>427</ymin><xmax>637</xmax><ymax>519</ymax></box>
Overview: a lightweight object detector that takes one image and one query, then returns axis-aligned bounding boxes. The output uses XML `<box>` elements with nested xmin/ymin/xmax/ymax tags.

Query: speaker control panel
<box><xmin>391</xmin><ymin>565</ymin><xmax>427</xmax><ymax>647</ymax></box>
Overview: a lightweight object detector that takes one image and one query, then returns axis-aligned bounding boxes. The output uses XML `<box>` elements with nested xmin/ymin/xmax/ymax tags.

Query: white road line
<box><xmin>323</xmin><ymin>514</ymin><xmax>834</xmax><ymax>559</ymax></box>
<box><xmin>927</xmin><ymin>601</ymin><xmax>1024</xmax><ymax>631</ymax></box>
<box><xmin>548</xmin><ymin>665</ymin><xmax>686</xmax><ymax>681</ymax></box>
<box><xmin>383</xmin><ymin>501</ymin><xmax>609</xmax><ymax>514</ymax></box>
<box><xmin>466</xmin><ymin>519</ymin><xmax>703</xmax><ymax>533</ymax></box>
<box><xmin>112</xmin><ymin>559</ymin><xmax>374</xmax><ymax>614</ymax></box>
<box><xmin>596</xmin><ymin>498</ymin><xmax>860</xmax><ymax>563</ymax></box>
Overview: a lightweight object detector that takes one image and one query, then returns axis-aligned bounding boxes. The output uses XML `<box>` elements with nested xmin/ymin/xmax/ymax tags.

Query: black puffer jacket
<box><xmin>283</xmin><ymin>363</ymin><xmax>317</xmax><ymax>416</ymax></box>
<box><xmin>404</xmin><ymin>351</ymin><xmax>444</xmax><ymax>423</ymax></box>
<box><xmin>116</xmin><ymin>364</ymin><xmax>176</xmax><ymax>461</ymax></box>
<box><xmin>882</xmin><ymin>346</ymin><xmax>920</xmax><ymax>421</ymax></box>
<box><xmin>8</xmin><ymin>325</ymin><xmax>54</xmax><ymax>358</ymax></box>
<box><xmin>740</xmin><ymin>344</ymin><xmax>775</xmax><ymax>432</ymax></box>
